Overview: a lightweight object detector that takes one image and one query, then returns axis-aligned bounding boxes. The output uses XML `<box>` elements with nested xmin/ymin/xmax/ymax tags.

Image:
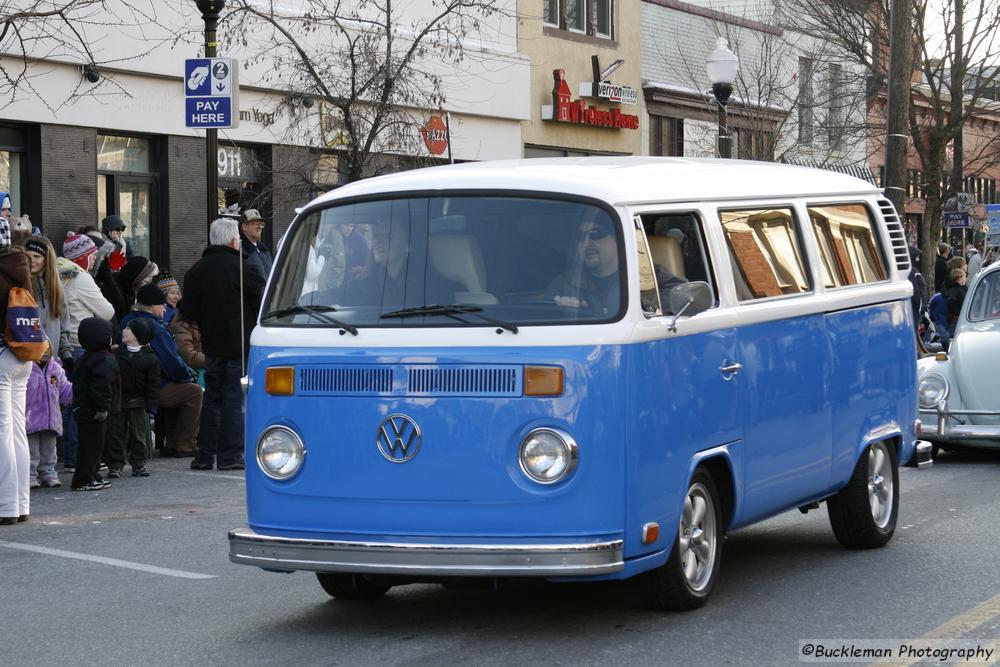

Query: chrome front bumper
<box><xmin>919</xmin><ymin>406</ymin><xmax>1000</xmax><ymax>443</ymax></box>
<box><xmin>228</xmin><ymin>528</ymin><xmax>625</xmax><ymax>577</ymax></box>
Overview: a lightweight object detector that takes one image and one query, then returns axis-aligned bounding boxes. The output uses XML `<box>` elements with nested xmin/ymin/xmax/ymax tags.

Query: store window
<box><xmin>0</xmin><ymin>125</ymin><xmax>27</xmax><ymax>218</ymax></box>
<box><xmin>97</xmin><ymin>134</ymin><xmax>157</xmax><ymax>258</ymax></box>
<box><xmin>649</xmin><ymin>115</ymin><xmax>684</xmax><ymax>157</ymax></box>
<box><xmin>542</xmin><ymin>0</ymin><xmax>613</xmax><ymax>38</ymax></box>
<box><xmin>218</xmin><ymin>144</ymin><xmax>264</xmax><ymax>214</ymax></box>
<box><xmin>524</xmin><ymin>145</ymin><xmax>622</xmax><ymax>158</ymax></box>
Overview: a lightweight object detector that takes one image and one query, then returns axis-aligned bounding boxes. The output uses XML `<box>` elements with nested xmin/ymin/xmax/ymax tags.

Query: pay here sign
<box><xmin>184</xmin><ymin>58</ymin><xmax>240</xmax><ymax>129</ymax></box>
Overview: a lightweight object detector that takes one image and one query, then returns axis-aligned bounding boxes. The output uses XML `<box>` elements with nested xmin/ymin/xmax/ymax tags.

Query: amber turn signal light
<box><xmin>642</xmin><ymin>522</ymin><xmax>660</xmax><ymax>545</ymax></box>
<box><xmin>265</xmin><ymin>367</ymin><xmax>295</xmax><ymax>395</ymax></box>
<box><xmin>524</xmin><ymin>366</ymin><xmax>564</xmax><ymax>396</ymax></box>
<box><xmin>935</xmin><ymin>352</ymin><xmax>949</xmax><ymax>362</ymax></box>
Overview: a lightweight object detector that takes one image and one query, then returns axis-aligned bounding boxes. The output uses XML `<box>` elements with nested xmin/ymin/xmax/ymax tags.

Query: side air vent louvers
<box><xmin>878</xmin><ymin>198</ymin><xmax>910</xmax><ymax>272</ymax></box>
<box><xmin>407</xmin><ymin>366</ymin><xmax>521</xmax><ymax>397</ymax></box>
<box><xmin>298</xmin><ymin>366</ymin><xmax>394</xmax><ymax>395</ymax></box>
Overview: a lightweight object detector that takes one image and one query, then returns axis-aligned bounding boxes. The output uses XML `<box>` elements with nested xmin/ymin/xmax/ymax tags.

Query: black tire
<box><xmin>931</xmin><ymin>443</ymin><xmax>941</xmax><ymax>459</ymax></box>
<box><xmin>640</xmin><ymin>470</ymin><xmax>724</xmax><ymax>611</ymax></box>
<box><xmin>827</xmin><ymin>440</ymin><xmax>899</xmax><ymax>549</ymax></box>
<box><xmin>316</xmin><ymin>573</ymin><xmax>391</xmax><ymax>600</ymax></box>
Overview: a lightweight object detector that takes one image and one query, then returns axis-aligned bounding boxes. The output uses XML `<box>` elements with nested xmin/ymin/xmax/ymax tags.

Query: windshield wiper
<box><xmin>261</xmin><ymin>305</ymin><xmax>358</xmax><ymax>336</ymax></box>
<box><xmin>380</xmin><ymin>304</ymin><xmax>518</xmax><ymax>334</ymax></box>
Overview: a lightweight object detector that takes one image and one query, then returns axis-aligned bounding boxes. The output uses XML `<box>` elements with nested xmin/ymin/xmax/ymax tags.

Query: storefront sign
<box><xmin>578</xmin><ymin>81</ymin><xmax>638</xmax><ymax>106</ymax></box>
<box><xmin>420</xmin><ymin>115</ymin><xmax>450</xmax><ymax>156</ymax></box>
<box><xmin>542</xmin><ymin>69</ymin><xmax>639</xmax><ymax>130</ymax></box>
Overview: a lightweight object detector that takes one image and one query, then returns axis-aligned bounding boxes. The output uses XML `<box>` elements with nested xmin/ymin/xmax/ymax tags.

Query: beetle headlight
<box><xmin>518</xmin><ymin>428</ymin><xmax>578</xmax><ymax>485</ymax></box>
<box><xmin>918</xmin><ymin>374</ymin><xmax>949</xmax><ymax>408</ymax></box>
<box><xmin>256</xmin><ymin>426</ymin><xmax>306</xmax><ymax>480</ymax></box>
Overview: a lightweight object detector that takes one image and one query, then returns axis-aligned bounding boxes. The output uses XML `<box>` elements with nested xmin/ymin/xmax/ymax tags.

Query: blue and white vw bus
<box><xmin>229</xmin><ymin>158</ymin><xmax>929</xmax><ymax>609</ymax></box>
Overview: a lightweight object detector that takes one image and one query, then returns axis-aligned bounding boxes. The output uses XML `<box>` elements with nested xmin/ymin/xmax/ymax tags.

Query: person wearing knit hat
<box><xmin>155</xmin><ymin>271</ymin><xmax>181</xmax><ymax>324</ymax></box>
<box><xmin>105</xmin><ymin>316</ymin><xmax>159</xmax><ymax>478</ymax></box>
<box><xmin>136</xmin><ymin>282</ymin><xmax>166</xmax><ymax>308</ymax></box>
<box><xmin>101</xmin><ymin>215</ymin><xmax>133</xmax><ymax>259</ymax></box>
<box><xmin>117</xmin><ymin>256</ymin><xmax>158</xmax><ymax>315</ymax></box>
<box><xmin>63</xmin><ymin>232</ymin><xmax>98</xmax><ymax>271</ymax></box>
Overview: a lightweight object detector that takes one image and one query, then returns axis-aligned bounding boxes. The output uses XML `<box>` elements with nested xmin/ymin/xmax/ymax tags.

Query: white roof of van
<box><xmin>309</xmin><ymin>157</ymin><xmax>881</xmax><ymax>209</ymax></box>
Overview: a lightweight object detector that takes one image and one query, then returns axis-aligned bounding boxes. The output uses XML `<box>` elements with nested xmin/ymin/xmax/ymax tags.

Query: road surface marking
<box><xmin>0</xmin><ymin>540</ymin><xmax>217</xmax><ymax>579</ymax></box>
<box><xmin>875</xmin><ymin>590</ymin><xmax>1000</xmax><ymax>667</ymax></box>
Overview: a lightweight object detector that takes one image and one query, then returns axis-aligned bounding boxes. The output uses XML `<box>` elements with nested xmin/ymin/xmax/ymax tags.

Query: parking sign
<box><xmin>185</xmin><ymin>58</ymin><xmax>239</xmax><ymax>129</ymax></box>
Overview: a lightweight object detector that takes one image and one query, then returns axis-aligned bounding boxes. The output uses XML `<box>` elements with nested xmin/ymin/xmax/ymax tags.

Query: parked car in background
<box><xmin>918</xmin><ymin>261</ymin><xmax>1000</xmax><ymax>454</ymax></box>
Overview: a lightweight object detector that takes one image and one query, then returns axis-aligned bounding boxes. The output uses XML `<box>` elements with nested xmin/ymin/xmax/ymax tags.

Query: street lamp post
<box><xmin>195</xmin><ymin>0</ymin><xmax>226</xmax><ymax>228</ymax></box>
<box><xmin>706</xmin><ymin>37</ymin><xmax>739</xmax><ymax>159</ymax></box>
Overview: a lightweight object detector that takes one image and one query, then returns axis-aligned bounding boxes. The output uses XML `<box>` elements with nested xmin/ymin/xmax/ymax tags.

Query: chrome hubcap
<box><xmin>867</xmin><ymin>443</ymin><xmax>894</xmax><ymax>529</ymax></box>
<box><xmin>678</xmin><ymin>483</ymin><xmax>717</xmax><ymax>592</ymax></box>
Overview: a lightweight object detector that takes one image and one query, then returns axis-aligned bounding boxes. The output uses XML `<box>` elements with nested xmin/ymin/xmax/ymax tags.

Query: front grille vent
<box><xmin>407</xmin><ymin>365</ymin><xmax>521</xmax><ymax>397</ymax></box>
<box><xmin>878</xmin><ymin>198</ymin><xmax>910</xmax><ymax>272</ymax></box>
<box><xmin>298</xmin><ymin>366</ymin><xmax>393</xmax><ymax>395</ymax></box>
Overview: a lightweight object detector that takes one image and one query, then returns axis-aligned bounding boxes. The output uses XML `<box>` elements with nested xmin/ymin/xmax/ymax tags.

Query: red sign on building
<box><xmin>543</xmin><ymin>69</ymin><xmax>639</xmax><ymax>130</ymax></box>
<box><xmin>421</xmin><ymin>114</ymin><xmax>450</xmax><ymax>155</ymax></box>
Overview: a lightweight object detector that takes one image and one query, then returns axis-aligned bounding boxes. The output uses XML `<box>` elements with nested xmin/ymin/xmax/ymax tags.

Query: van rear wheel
<box><xmin>316</xmin><ymin>573</ymin><xmax>391</xmax><ymax>600</ymax></box>
<box><xmin>641</xmin><ymin>470</ymin><xmax>723</xmax><ymax>611</ymax></box>
<box><xmin>827</xmin><ymin>440</ymin><xmax>898</xmax><ymax>549</ymax></box>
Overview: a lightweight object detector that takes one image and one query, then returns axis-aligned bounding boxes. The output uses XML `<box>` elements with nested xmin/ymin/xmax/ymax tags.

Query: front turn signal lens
<box><xmin>265</xmin><ymin>367</ymin><xmax>295</xmax><ymax>395</ymax></box>
<box><xmin>525</xmin><ymin>366</ymin><xmax>563</xmax><ymax>396</ymax></box>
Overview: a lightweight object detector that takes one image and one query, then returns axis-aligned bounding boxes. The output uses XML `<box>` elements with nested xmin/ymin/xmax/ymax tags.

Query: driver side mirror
<box><xmin>667</xmin><ymin>281</ymin><xmax>713</xmax><ymax>332</ymax></box>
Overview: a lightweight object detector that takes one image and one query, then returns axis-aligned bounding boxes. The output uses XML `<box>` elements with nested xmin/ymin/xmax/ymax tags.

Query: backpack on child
<box><xmin>5</xmin><ymin>286</ymin><xmax>49</xmax><ymax>362</ymax></box>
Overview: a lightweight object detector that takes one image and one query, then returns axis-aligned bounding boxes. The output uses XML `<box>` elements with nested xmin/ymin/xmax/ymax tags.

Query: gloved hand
<box><xmin>94</xmin><ymin>411</ymin><xmax>108</xmax><ymax>423</ymax></box>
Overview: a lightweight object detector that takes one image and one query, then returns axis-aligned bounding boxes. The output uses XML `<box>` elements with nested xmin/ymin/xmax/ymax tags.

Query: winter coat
<box><xmin>929</xmin><ymin>293</ymin><xmax>952</xmax><ymax>339</ymax></box>
<box><xmin>120</xmin><ymin>310</ymin><xmax>195</xmax><ymax>385</ymax></box>
<box><xmin>934</xmin><ymin>254</ymin><xmax>950</xmax><ymax>292</ymax></box>
<box><xmin>57</xmin><ymin>257</ymin><xmax>115</xmax><ymax>350</ymax></box>
<box><xmin>0</xmin><ymin>250</ymin><xmax>31</xmax><ymax>345</ymax></box>
<box><xmin>182</xmin><ymin>245</ymin><xmax>265</xmax><ymax>360</ymax></box>
<box><xmin>72</xmin><ymin>317</ymin><xmax>120</xmax><ymax>421</ymax></box>
<box><xmin>169</xmin><ymin>313</ymin><xmax>205</xmax><ymax>370</ymax></box>
<box><xmin>115</xmin><ymin>344</ymin><xmax>160</xmax><ymax>413</ymax></box>
<box><xmin>241</xmin><ymin>235</ymin><xmax>274</xmax><ymax>284</ymax></box>
<box><xmin>968</xmin><ymin>249</ymin><xmax>983</xmax><ymax>280</ymax></box>
<box><xmin>26</xmin><ymin>358</ymin><xmax>73</xmax><ymax>435</ymax></box>
<box><xmin>91</xmin><ymin>242</ymin><xmax>127</xmax><ymax>321</ymax></box>
<box><xmin>32</xmin><ymin>274</ymin><xmax>71</xmax><ymax>360</ymax></box>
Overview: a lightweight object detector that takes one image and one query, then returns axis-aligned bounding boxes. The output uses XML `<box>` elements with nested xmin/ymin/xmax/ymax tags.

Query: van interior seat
<box><xmin>647</xmin><ymin>235</ymin><xmax>686</xmax><ymax>278</ymax></box>
<box><xmin>428</xmin><ymin>232</ymin><xmax>487</xmax><ymax>293</ymax></box>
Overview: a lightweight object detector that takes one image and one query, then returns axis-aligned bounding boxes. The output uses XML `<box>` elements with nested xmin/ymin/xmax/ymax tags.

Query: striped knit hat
<box><xmin>0</xmin><ymin>218</ymin><xmax>10</xmax><ymax>249</ymax></box>
<box><xmin>63</xmin><ymin>231</ymin><xmax>98</xmax><ymax>267</ymax></box>
<box><xmin>155</xmin><ymin>270</ymin><xmax>178</xmax><ymax>293</ymax></box>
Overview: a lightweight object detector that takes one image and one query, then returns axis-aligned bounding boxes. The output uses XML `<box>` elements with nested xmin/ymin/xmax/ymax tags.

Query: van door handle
<box><xmin>719</xmin><ymin>362</ymin><xmax>742</xmax><ymax>379</ymax></box>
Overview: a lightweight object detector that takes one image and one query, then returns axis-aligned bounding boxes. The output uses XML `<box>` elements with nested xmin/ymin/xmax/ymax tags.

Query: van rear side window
<box><xmin>807</xmin><ymin>204</ymin><xmax>887</xmax><ymax>287</ymax></box>
<box><xmin>721</xmin><ymin>208</ymin><xmax>811</xmax><ymax>301</ymax></box>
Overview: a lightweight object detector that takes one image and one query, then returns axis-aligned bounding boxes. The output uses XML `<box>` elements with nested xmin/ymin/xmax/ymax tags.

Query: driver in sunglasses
<box><xmin>545</xmin><ymin>219</ymin><xmax>686</xmax><ymax>316</ymax></box>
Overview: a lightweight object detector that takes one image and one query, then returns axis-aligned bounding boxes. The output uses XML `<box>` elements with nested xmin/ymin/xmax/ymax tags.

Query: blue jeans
<box><xmin>194</xmin><ymin>357</ymin><xmax>244</xmax><ymax>466</ymax></box>
<box><xmin>57</xmin><ymin>347</ymin><xmax>86</xmax><ymax>467</ymax></box>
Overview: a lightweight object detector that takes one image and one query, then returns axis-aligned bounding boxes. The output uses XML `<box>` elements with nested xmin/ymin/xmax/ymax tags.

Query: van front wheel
<box><xmin>641</xmin><ymin>470</ymin><xmax>723</xmax><ymax>611</ymax></box>
<box><xmin>316</xmin><ymin>573</ymin><xmax>391</xmax><ymax>600</ymax></box>
<box><xmin>827</xmin><ymin>440</ymin><xmax>898</xmax><ymax>549</ymax></box>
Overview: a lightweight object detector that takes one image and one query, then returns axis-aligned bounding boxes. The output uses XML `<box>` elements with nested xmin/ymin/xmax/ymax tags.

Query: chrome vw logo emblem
<box><xmin>376</xmin><ymin>413</ymin><xmax>422</xmax><ymax>463</ymax></box>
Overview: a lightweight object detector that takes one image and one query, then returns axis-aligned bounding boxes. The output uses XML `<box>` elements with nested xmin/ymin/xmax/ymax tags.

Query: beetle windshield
<box><xmin>264</xmin><ymin>196</ymin><xmax>625</xmax><ymax>328</ymax></box>
<box><xmin>967</xmin><ymin>270</ymin><xmax>1000</xmax><ymax>322</ymax></box>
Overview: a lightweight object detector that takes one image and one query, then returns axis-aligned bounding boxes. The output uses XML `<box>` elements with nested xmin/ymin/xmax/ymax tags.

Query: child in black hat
<box><xmin>103</xmin><ymin>318</ymin><xmax>160</xmax><ymax>478</ymax></box>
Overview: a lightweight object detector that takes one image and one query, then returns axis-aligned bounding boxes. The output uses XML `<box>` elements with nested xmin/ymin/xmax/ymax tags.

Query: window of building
<box><xmin>97</xmin><ymin>134</ymin><xmax>156</xmax><ymax>259</ymax></box>
<box><xmin>807</xmin><ymin>204</ymin><xmax>886</xmax><ymax>287</ymax></box>
<box><xmin>733</xmin><ymin>127</ymin><xmax>776</xmax><ymax>161</ymax></box>
<box><xmin>828</xmin><ymin>64</ymin><xmax>844</xmax><ymax>147</ymax></box>
<box><xmin>0</xmin><ymin>151</ymin><xmax>23</xmax><ymax>217</ymax></box>
<box><xmin>798</xmin><ymin>57</ymin><xmax>814</xmax><ymax>145</ymax></box>
<box><xmin>524</xmin><ymin>145</ymin><xmax>621</xmax><ymax>158</ymax></box>
<box><xmin>542</xmin><ymin>0</ymin><xmax>613</xmax><ymax>39</ymax></box>
<box><xmin>649</xmin><ymin>115</ymin><xmax>684</xmax><ymax>157</ymax></box>
<box><xmin>721</xmin><ymin>207</ymin><xmax>811</xmax><ymax>301</ymax></box>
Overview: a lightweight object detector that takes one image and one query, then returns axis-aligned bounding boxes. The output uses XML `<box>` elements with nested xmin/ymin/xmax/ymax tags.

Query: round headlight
<box><xmin>518</xmin><ymin>428</ymin><xmax>578</xmax><ymax>485</ymax></box>
<box><xmin>256</xmin><ymin>427</ymin><xmax>306</xmax><ymax>480</ymax></box>
<box><xmin>918</xmin><ymin>374</ymin><xmax>949</xmax><ymax>408</ymax></box>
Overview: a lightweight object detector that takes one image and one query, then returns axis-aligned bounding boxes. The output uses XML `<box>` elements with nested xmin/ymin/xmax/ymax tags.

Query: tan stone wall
<box><xmin>519</xmin><ymin>0</ymin><xmax>644</xmax><ymax>155</ymax></box>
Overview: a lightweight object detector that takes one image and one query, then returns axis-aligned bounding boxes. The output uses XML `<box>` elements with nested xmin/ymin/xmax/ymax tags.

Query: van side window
<box><xmin>807</xmin><ymin>204</ymin><xmax>886</xmax><ymax>287</ymax></box>
<box><xmin>721</xmin><ymin>208</ymin><xmax>811</xmax><ymax>301</ymax></box>
<box><xmin>639</xmin><ymin>212</ymin><xmax>717</xmax><ymax>314</ymax></box>
<box><xmin>633</xmin><ymin>217</ymin><xmax>661</xmax><ymax>316</ymax></box>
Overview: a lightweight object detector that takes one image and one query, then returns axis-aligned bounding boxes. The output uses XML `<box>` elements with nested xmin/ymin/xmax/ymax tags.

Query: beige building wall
<box><xmin>519</xmin><ymin>0</ymin><xmax>644</xmax><ymax>155</ymax></box>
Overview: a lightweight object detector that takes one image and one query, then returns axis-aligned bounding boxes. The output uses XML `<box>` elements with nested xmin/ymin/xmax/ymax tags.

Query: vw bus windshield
<box><xmin>264</xmin><ymin>196</ymin><xmax>625</xmax><ymax>328</ymax></box>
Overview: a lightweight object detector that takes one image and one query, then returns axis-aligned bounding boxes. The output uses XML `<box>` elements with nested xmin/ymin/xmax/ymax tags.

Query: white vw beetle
<box><xmin>918</xmin><ymin>260</ymin><xmax>1000</xmax><ymax>452</ymax></box>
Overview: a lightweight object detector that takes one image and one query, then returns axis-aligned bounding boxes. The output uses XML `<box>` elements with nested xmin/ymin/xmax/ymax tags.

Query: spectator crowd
<box><xmin>0</xmin><ymin>197</ymin><xmax>266</xmax><ymax>525</ymax></box>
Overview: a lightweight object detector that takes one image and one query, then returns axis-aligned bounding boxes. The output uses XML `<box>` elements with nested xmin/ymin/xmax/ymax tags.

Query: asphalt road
<box><xmin>4</xmin><ymin>450</ymin><xmax>1000</xmax><ymax>667</ymax></box>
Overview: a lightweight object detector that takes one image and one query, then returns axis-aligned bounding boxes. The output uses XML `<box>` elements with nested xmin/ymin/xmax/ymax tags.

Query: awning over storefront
<box><xmin>780</xmin><ymin>156</ymin><xmax>876</xmax><ymax>185</ymax></box>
